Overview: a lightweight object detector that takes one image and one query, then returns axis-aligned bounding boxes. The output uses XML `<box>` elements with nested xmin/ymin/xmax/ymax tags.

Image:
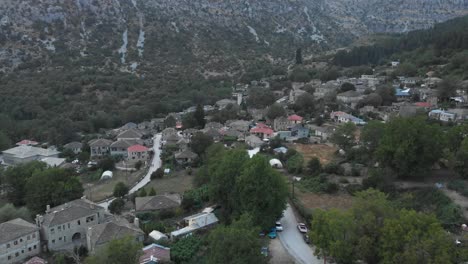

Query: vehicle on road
<box><xmin>297</xmin><ymin>223</ymin><xmax>308</xmax><ymax>233</ymax></box>
<box><xmin>268</xmin><ymin>228</ymin><xmax>277</xmax><ymax>239</ymax></box>
<box><xmin>261</xmin><ymin>246</ymin><xmax>269</xmax><ymax>257</ymax></box>
<box><xmin>303</xmin><ymin>234</ymin><xmax>310</xmax><ymax>244</ymax></box>
<box><xmin>275</xmin><ymin>221</ymin><xmax>283</xmax><ymax>231</ymax></box>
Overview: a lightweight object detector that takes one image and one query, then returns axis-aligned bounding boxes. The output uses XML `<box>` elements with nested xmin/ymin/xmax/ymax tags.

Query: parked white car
<box><xmin>275</xmin><ymin>221</ymin><xmax>283</xmax><ymax>232</ymax></box>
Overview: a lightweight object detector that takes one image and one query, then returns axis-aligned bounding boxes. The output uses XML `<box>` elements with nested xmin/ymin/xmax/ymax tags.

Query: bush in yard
<box><xmin>134</xmin><ymin>160</ymin><xmax>143</xmax><ymax>170</ymax></box>
<box><xmin>108</xmin><ymin>198</ymin><xmax>125</xmax><ymax>215</ymax></box>
<box><xmin>113</xmin><ymin>182</ymin><xmax>129</xmax><ymax>198</ymax></box>
<box><xmin>158</xmin><ymin>209</ymin><xmax>176</xmax><ymax>220</ymax></box>
<box><xmin>151</xmin><ymin>168</ymin><xmax>164</xmax><ymax>180</ymax></box>
<box><xmin>171</xmin><ymin>235</ymin><xmax>202</xmax><ymax>263</ymax></box>
<box><xmin>324</xmin><ymin>162</ymin><xmax>344</xmax><ymax>175</ymax></box>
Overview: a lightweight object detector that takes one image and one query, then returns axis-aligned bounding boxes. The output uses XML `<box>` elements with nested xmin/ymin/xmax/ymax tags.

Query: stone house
<box><xmin>110</xmin><ymin>140</ymin><xmax>141</xmax><ymax>158</ymax></box>
<box><xmin>89</xmin><ymin>139</ymin><xmax>113</xmax><ymax>158</ymax></box>
<box><xmin>245</xmin><ymin>135</ymin><xmax>264</xmax><ymax>148</ymax></box>
<box><xmin>86</xmin><ymin>217</ymin><xmax>144</xmax><ymax>254</ymax></box>
<box><xmin>174</xmin><ymin>149</ymin><xmax>198</xmax><ymax>165</ymax></box>
<box><xmin>0</xmin><ymin>218</ymin><xmax>40</xmax><ymax>264</ymax></box>
<box><xmin>273</xmin><ymin>116</ymin><xmax>290</xmax><ymax>131</ymax></box>
<box><xmin>135</xmin><ymin>194</ymin><xmax>182</xmax><ymax>213</ymax></box>
<box><xmin>2</xmin><ymin>146</ymin><xmax>60</xmax><ymax>166</ymax></box>
<box><xmin>35</xmin><ymin>198</ymin><xmax>106</xmax><ymax>251</ymax></box>
<box><xmin>63</xmin><ymin>142</ymin><xmax>83</xmax><ymax>154</ymax></box>
<box><xmin>127</xmin><ymin>145</ymin><xmax>149</xmax><ymax>161</ymax></box>
<box><xmin>117</xmin><ymin>129</ymin><xmax>143</xmax><ymax>141</ymax></box>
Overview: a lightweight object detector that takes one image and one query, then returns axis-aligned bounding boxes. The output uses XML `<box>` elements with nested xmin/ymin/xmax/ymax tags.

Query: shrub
<box><xmin>109</xmin><ymin>198</ymin><xmax>125</xmax><ymax>215</ymax></box>
<box><xmin>345</xmin><ymin>184</ymin><xmax>364</xmax><ymax>195</ymax></box>
<box><xmin>158</xmin><ymin>209</ymin><xmax>176</xmax><ymax>220</ymax></box>
<box><xmin>151</xmin><ymin>168</ymin><xmax>164</xmax><ymax>180</ymax></box>
<box><xmin>300</xmin><ymin>174</ymin><xmax>338</xmax><ymax>194</ymax></box>
<box><xmin>113</xmin><ymin>182</ymin><xmax>129</xmax><ymax>197</ymax></box>
<box><xmin>324</xmin><ymin>162</ymin><xmax>344</xmax><ymax>175</ymax></box>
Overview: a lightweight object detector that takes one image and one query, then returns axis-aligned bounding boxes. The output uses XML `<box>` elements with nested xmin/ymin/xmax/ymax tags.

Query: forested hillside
<box><xmin>333</xmin><ymin>15</ymin><xmax>468</xmax><ymax>80</ymax></box>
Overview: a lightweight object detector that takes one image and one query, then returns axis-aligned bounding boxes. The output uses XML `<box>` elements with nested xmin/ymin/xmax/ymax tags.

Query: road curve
<box><xmin>98</xmin><ymin>133</ymin><xmax>162</xmax><ymax>209</ymax></box>
<box><xmin>278</xmin><ymin>204</ymin><xmax>322</xmax><ymax>264</ymax></box>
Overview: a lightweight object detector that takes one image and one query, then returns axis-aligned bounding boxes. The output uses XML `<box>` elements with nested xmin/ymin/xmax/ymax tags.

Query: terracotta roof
<box><xmin>250</xmin><ymin>126</ymin><xmax>274</xmax><ymax>135</ymax></box>
<box><xmin>128</xmin><ymin>145</ymin><xmax>148</xmax><ymax>152</ymax></box>
<box><xmin>414</xmin><ymin>102</ymin><xmax>432</xmax><ymax>107</ymax></box>
<box><xmin>16</xmin><ymin>139</ymin><xmax>39</xmax><ymax>146</ymax></box>
<box><xmin>140</xmin><ymin>244</ymin><xmax>171</xmax><ymax>263</ymax></box>
<box><xmin>23</xmin><ymin>256</ymin><xmax>47</xmax><ymax>264</ymax></box>
<box><xmin>288</xmin><ymin>114</ymin><xmax>303</xmax><ymax>121</ymax></box>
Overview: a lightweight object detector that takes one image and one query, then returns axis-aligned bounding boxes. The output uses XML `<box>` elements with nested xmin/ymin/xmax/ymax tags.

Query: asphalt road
<box><xmin>98</xmin><ymin>133</ymin><xmax>162</xmax><ymax>209</ymax></box>
<box><xmin>278</xmin><ymin>204</ymin><xmax>322</xmax><ymax>264</ymax></box>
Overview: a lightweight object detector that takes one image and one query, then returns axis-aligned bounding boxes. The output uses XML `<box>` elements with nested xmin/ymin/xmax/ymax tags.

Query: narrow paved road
<box><xmin>98</xmin><ymin>134</ymin><xmax>162</xmax><ymax>209</ymax></box>
<box><xmin>278</xmin><ymin>204</ymin><xmax>322</xmax><ymax>264</ymax></box>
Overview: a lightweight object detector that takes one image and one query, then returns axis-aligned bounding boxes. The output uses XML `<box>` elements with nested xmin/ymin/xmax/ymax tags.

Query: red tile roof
<box><xmin>250</xmin><ymin>127</ymin><xmax>274</xmax><ymax>135</ymax></box>
<box><xmin>16</xmin><ymin>140</ymin><xmax>39</xmax><ymax>146</ymax></box>
<box><xmin>128</xmin><ymin>145</ymin><xmax>149</xmax><ymax>152</ymax></box>
<box><xmin>288</xmin><ymin>114</ymin><xmax>303</xmax><ymax>121</ymax></box>
<box><xmin>414</xmin><ymin>102</ymin><xmax>432</xmax><ymax>107</ymax></box>
<box><xmin>140</xmin><ymin>244</ymin><xmax>171</xmax><ymax>263</ymax></box>
<box><xmin>23</xmin><ymin>257</ymin><xmax>47</xmax><ymax>264</ymax></box>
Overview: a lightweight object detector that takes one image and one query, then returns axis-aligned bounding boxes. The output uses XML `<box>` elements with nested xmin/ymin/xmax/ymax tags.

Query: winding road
<box><xmin>278</xmin><ymin>204</ymin><xmax>322</xmax><ymax>264</ymax></box>
<box><xmin>98</xmin><ymin>134</ymin><xmax>162</xmax><ymax>209</ymax></box>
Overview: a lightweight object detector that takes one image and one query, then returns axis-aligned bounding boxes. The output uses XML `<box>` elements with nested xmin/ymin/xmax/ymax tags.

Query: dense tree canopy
<box><xmin>4</xmin><ymin>161</ymin><xmax>47</xmax><ymax>206</ymax></box>
<box><xmin>85</xmin><ymin>236</ymin><xmax>142</xmax><ymax>264</ymax></box>
<box><xmin>330</xmin><ymin>122</ymin><xmax>357</xmax><ymax>151</ymax></box>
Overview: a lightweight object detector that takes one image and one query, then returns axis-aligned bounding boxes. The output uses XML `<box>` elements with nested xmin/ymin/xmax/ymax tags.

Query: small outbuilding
<box><xmin>269</xmin><ymin>159</ymin><xmax>283</xmax><ymax>169</ymax></box>
<box><xmin>101</xmin><ymin>170</ymin><xmax>113</xmax><ymax>180</ymax></box>
<box><xmin>149</xmin><ymin>230</ymin><xmax>169</xmax><ymax>241</ymax></box>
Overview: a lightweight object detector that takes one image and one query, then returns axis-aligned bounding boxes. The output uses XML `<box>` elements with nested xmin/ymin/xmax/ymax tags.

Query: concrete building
<box><xmin>89</xmin><ymin>139</ymin><xmax>113</xmax><ymax>158</ymax></box>
<box><xmin>63</xmin><ymin>142</ymin><xmax>83</xmax><ymax>154</ymax></box>
<box><xmin>35</xmin><ymin>198</ymin><xmax>106</xmax><ymax>251</ymax></box>
<box><xmin>2</xmin><ymin>146</ymin><xmax>60</xmax><ymax>166</ymax></box>
<box><xmin>0</xmin><ymin>218</ymin><xmax>40</xmax><ymax>264</ymax></box>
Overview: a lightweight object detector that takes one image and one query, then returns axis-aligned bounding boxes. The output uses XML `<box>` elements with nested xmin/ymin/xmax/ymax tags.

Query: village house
<box><xmin>0</xmin><ymin>218</ymin><xmax>41</xmax><ymax>264</ymax></box>
<box><xmin>289</xmin><ymin>89</ymin><xmax>307</xmax><ymax>103</ymax></box>
<box><xmin>63</xmin><ymin>142</ymin><xmax>83</xmax><ymax>154</ymax></box>
<box><xmin>120</xmin><ymin>122</ymin><xmax>138</xmax><ymax>130</ymax></box>
<box><xmin>273</xmin><ymin>116</ymin><xmax>290</xmax><ymax>131</ymax></box>
<box><xmin>176</xmin><ymin>137</ymin><xmax>190</xmax><ymax>151</ymax></box>
<box><xmin>16</xmin><ymin>140</ymin><xmax>39</xmax><ymax>146</ymax></box>
<box><xmin>162</xmin><ymin>128</ymin><xmax>178</xmax><ymax>140</ymax></box>
<box><xmin>110</xmin><ymin>140</ymin><xmax>139</xmax><ymax>158</ymax></box>
<box><xmin>336</xmin><ymin>91</ymin><xmax>365</xmax><ymax>104</ymax></box>
<box><xmin>35</xmin><ymin>198</ymin><xmax>107</xmax><ymax>251</ymax></box>
<box><xmin>330</xmin><ymin>111</ymin><xmax>367</xmax><ymax>125</ymax></box>
<box><xmin>215</xmin><ymin>99</ymin><xmax>237</xmax><ymax>109</ymax></box>
<box><xmin>202</xmin><ymin>128</ymin><xmax>222</xmax><ymax>142</ymax></box>
<box><xmin>135</xmin><ymin>194</ymin><xmax>182</xmax><ymax>213</ymax></box>
<box><xmin>127</xmin><ymin>145</ymin><xmax>149</xmax><ymax>161</ymax></box>
<box><xmin>250</xmin><ymin>123</ymin><xmax>274</xmax><ymax>139</ymax></box>
<box><xmin>89</xmin><ymin>139</ymin><xmax>113</xmax><ymax>158</ymax></box>
<box><xmin>291</xmin><ymin>125</ymin><xmax>310</xmax><ymax>139</ymax></box>
<box><xmin>226</xmin><ymin>120</ymin><xmax>250</xmax><ymax>133</ymax></box>
<box><xmin>170</xmin><ymin>212</ymin><xmax>219</xmax><ymax>240</ymax></box>
<box><xmin>117</xmin><ymin>129</ymin><xmax>143</xmax><ymax>141</ymax></box>
<box><xmin>174</xmin><ymin>149</ymin><xmax>198</xmax><ymax>165</ymax></box>
<box><xmin>275</xmin><ymin>131</ymin><xmax>292</xmax><ymax>141</ymax></box>
<box><xmin>164</xmin><ymin>134</ymin><xmax>180</xmax><ymax>146</ymax></box>
<box><xmin>245</xmin><ymin>135</ymin><xmax>264</xmax><ymax>148</ymax></box>
<box><xmin>429</xmin><ymin>109</ymin><xmax>457</xmax><ymax>122</ymax></box>
<box><xmin>181</xmin><ymin>128</ymin><xmax>199</xmax><ymax>138</ymax></box>
<box><xmin>248</xmin><ymin>108</ymin><xmax>267</xmax><ymax>121</ymax></box>
<box><xmin>2</xmin><ymin>145</ymin><xmax>60</xmax><ymax>166</ymax></box>
<box><xmin>139</xmin><ymin>244</ymin><xmax>171</xmax><ymax>264</ymax></box>
<box><xmin>86</xmin><ymin>217</ymin><xmax>144</xmax><ymax>254</ymax></box>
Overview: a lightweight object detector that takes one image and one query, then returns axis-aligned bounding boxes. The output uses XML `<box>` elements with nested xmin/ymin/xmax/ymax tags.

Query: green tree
<box><xmin>0</xmin><ymin>203</ymin><xmax>32</xmax><ymax>222</ymax></box>
<box><xmin>171</xmin><ymin>235</ymin><xmax>202</xmax><ymax>263</ymax></box>
<box><xmin>190</xmin><ymin>132</ymin><xmax>214</xmax><ymax>157</ymax></box>
<box><xmin>307</xmin><ymin>157</ymin><xmax>322</xmax><ymax>176</ymax></box>
<box><xmin>455</xmin><ymin>137</ymin><xmax>468</xmax><ymax>179</ymax></box>
<box><xmin>210</xmin><ymin>149</ymin><xmax>249</xmax><ymax>222</ymax></box>
<box><xmin>310</xmin><ymin>209</ymin><xmax>357</xmax><ymax>264</ymax></box>
<box><xmin>330</xmin><ymin>123</ymin><xmax>357</xmax><ymax>151</ymax></box>
<box><xmin>151</xmin><ymin>168</ymin><xmax>164</xmax><ymax>180</ymax></box>
<box><xmin>437</xmin><ymin>79</ymin><xmax>458</xmax><ymax>101</ymax></box>
<box><xmin>194</xmin><ymin>104</ymin><xmax>206</xmax><ymax>128</ymax></box>
<box><xmin>286</xmin><ymin>153</ymin><xmax>304</xmax><ymax>174</ymax></box>
<box><xmin>139</xmin><ymin>188</ymin><xmax>147</xmax><ymax>197</ymax></box>
<box><xmin>113</xmin><ymin>182</ymin><xmax>129</xmax><ymax>198</ymax></box>
<box><xmin>164</xmin><ymin>115</ymin><xmax>176</xmax><ymax>128</ymax></box>
<box><xmin>377</xmin><ymin>117</ymin><xmax>444</xmax><ymax>178</ymax></box>
<box><xmin>0</xmin><ymin>131</ymin><xmax>11</xmax><ymax>151</ymax></box>
<box><xmin>295</xmin><ymin>93</ymin><xmax>315</xmax><ymax>115</ymax></box>
<box><xmin>134</xmin><ymin>160</ymin><xmax>143</xmax><ymax>170</ymax></box>
<box><xmin>109</xmin><ymin>198</ymin><xmax>125</xmax><ymax>215</ymax></box>
<box><xmin>78</xmin><ymin>151</ymin><xmax>90</xmax><ymax>164</ymax></box>
<box><xmin>4</xmin><ymin>161</ymin><xmax>47</xmax><ymax>206</ymax></box>
<box><xmin>379</xmin><ymin>210</ymin><xmax>454</xmax><ymax>264</ymax></box>
<box><xmin>266</xmin><ymin>103</ymin><xmax>286</xmax><ymax>120</ymax></box>
<box><xmin>207</xmin><ymin>214</ymin><xmax>266</xmax><ymax>264</ymax></box>
<box><xmin>85</xmin><ymin>236</ymin><xmax>142</xmax><ymax>264</ymax></box>
<box><xmin>247</xmin><ymin>88</ymin><xmax>275</xmax><ymax>109</ymax></box>
<box><xmin>148</xmin><ymin>187</ymin><xmax>156</xmax><ymax>196</ymax></box>
<box><xmin>237</xmin><ymin>155</ymin><xmax>288</xmax><ymax>229</ymax></box>
<box><xmin>340</xmin><ymin>82</ymin><xmax>356</xmax><ymax>92</ymax></box>
<box><xmin>97</xmin><ymin>156</ymin><xmax>115</xmax><ymax>171</ymax></box>
<box><xmin>361</xmin><ymin>121</ymin><xmax>386</xmax><ymax>154</ymax></box>
<box><xmin>25</xmin><ymin>168</ymin><xmax>84</xmax><ymax>214</ymax></box>
<box><xmin>377</xmin><ymin>84</ymin><xmax>396</xmax><ymax>106</ymax></box>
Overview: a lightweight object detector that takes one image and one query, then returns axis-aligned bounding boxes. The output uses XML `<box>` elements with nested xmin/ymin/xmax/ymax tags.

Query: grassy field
<box><xmin>295</xmin><ymin>189</ymin><xmax>354</xmax><ymax>211</ymax></box>
<box><xmin>289</xmin><ymin>143</ymin><xmax>337</xmax><ymax>165</ymax></box>
<box><xmin>142</xmin><ymin>170</ymin><xmax>194</xmax><ymax>195</ymax></box>
<box><xmin>83</xmin><ymin>169</ymin><xmax>145</xmax><ymax>202</ymax></box>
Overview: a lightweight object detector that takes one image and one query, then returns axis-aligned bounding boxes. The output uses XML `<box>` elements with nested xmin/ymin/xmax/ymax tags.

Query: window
<box><xmin>6</xmin><ymin>243</ymin><xmax>10</xmax><ymax>248</ymax></box>
<box><xmin>64</xmin><ymin>236</ymin><xmax>67</xmax><ymax>242</ymax></box>
<box><xmin>21</xmin><ymin>250</ymin><xmax>24</xmax><ymax>253</ymax></box>
<box><xmin>52</xmin><ymin>239</ymin><xmax>55</xmax><ymax>244</ymax></box>
<box><xmin>15</xmin><ymin>252</ymin><xmax>19</xmax><ymax>257</ymax></box>
<box><xmin>59</xmin><ymin>237</ymin><xmax>62</xmax><ymax>241</ymax></box>
<box><xmin>32</xmin><ymin>233</ymin><xmax>36</xmax><ymax>239</ymax></box>
<box><xmin>14</xmin><ymin>240</ymin><xmax>17</xmax><ymax>245</ymax></box>
<box><xmin>58</xmin><ymin>226</ymin><xmax>61</xmax><ymax>231</ymax></box>
<box><xmin>68</xmin><ymin>223</ymin><xmax>70</xmax><ymax>229</ymax></box>
<box><xmin>63</xmin><ymin>224</ymin><xmax>65</xmax><ymax>230</ymax></box>
<box><xmin>28</xmin><ymin>247</ymin><xmax>31</xmax><ymax>252</ymax></box>
<box><xmin>86</xmin><ymin>216</ymin><xmax>95</xmax><ymax>223</ymax></box>
<box><xmin>8</xmin><ymin>256</ymin><xmax>11</xmax><ymax>260</ymax></box>
<box><xmin>77</xmin><ymin>220</ymin><xmax>80</xmax><ymax>225</ymax></box>
<box><xmin>33</xmin><ymin>245</ymin><xmax>37</xmax><ymax>249</ymax></box>
<box><xmin>50</xmin><ymin>228</ymin><xmax>55</xmax><ymax>234</ymax></box>
<box><xmin>20</xmin><ymin>238</ymin><xmax>23</xmax><ymax>242</ymax></box>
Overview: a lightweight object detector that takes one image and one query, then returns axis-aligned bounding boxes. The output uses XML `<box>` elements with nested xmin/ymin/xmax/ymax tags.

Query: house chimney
<box><xmin>134</xmin><ymin>218</ymin><xmax>140</xmax><ymax>228</ymax></box>
<box><xmin>35</xmin><ymin>214</ymin><xmax>43</xmax><ymax>227</ymax></box>
<box><xmin>46</xmin><ymin>205</ymin><xmax>50</xmax><ymax>213</ymax></box>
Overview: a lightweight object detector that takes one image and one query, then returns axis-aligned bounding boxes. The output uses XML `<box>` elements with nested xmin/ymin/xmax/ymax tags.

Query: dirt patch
<box><xmin>289</xmin><ymin>143</ymin><xmax>337</xmax><ymax>165</ymax></box>
<box><xmin>143</xmin><ymin>170</ymin><xmax>194</xmax><ymax>195</ymax></box>
<box><xmin>296</xmin><ymin>190</ymin><xmax>354</xmax><ymax>211</ymax></box>
<box><xmin>268</xmin><ymin>238</ymin><xmax>295</xmax><ymax>264</ymax></box>
<box><xmin>83</xmin><ymin>170</ymin><xmax>145</xmax><ymax>202</ymax></box>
